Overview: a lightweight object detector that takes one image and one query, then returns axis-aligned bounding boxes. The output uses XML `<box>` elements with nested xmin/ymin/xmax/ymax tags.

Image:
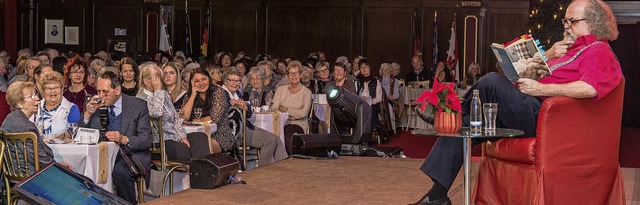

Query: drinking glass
<box><xmin>194</xmin><ymin>108</ymin><xmax>203</xmax><ymax>119</ymax></box>
<box><xmin>483</xmin><ymin>103</ymin><xmax>498</xmax><ymax>130</ymax></box>
<box><xmin>68</xmin><ymin>123</ymin><xmax>79</xmax><ymax>141</ymax></box>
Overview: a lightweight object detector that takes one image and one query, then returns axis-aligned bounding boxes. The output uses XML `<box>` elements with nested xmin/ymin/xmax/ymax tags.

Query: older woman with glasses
<box><xmin>33</xmin><ymin>72</ymin><xmax>81</xmax><ymax>141</ymax></box>
<box><xmin>313</xmin><ymin>61</ymin><xmax>331</xmax><ymax>94</ymax></box>
<box><xmin>243</xmin><ymin>67</ymin><xmax>272</xmax><ymax>107</ymax></box>
<box><xmin>1</xmin><ymin>81</ymin><xmax>72</xmax><ymax>172</ymax></box>
<box><xmin>271</xmin><ymin>61</ymin><xmax>312</xmax><ymax>132</ymax></box>
<box><xmin>63</xmin><ymin>56</ymin><xmax>97</xmax><ymax>113</ymax></box>
<box><xmin>210</xmin><ymin>68</ymin><xmax>287</xmax><ymax>164</ymax></box>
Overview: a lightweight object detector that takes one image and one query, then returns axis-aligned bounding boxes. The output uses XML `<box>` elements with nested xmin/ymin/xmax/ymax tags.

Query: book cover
<box><xmin>490</xmin><ymin>34</ymin><xmax>549</xmax><ymax>84</ymax></box>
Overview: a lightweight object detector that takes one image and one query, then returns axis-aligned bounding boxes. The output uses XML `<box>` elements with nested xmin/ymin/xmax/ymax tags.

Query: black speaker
<box><xmin>189</xmin><ymin>153</ymin><xmax>240</xmax><ymax>189</ymax></box>
<box><xmin>291</xmin><ymin>134</ymin><xmax>342</xmax><ymax>158</ymax></box>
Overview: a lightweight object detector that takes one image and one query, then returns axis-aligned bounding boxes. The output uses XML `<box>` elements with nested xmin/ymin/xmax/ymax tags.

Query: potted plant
<box><xmin>413</xmin><ymin>78</ymin><xmax>463</xmax><ymax>133</ymax></box>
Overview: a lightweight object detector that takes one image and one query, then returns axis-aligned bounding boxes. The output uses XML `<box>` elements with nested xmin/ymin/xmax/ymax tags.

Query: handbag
<box><xmin>118</xmin><ymin>144</ymin><xmax>146</xmax><ymax>177</ymax></box>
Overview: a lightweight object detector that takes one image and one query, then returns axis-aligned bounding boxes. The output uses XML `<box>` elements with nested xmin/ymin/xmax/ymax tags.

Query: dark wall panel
<box><xmin>363</xmin><ymin>8</ymin><xmax>413</xmax><ymax>76</ymax></box>
<box><xmin>212</xmin><ymin>7</ymin><xmax>260</xmax><ymax>57</ymax></box>
<box><xmin>267</xmin><ymin>6</ymin><xmax>355</xmax><ymax>61</ymax></box>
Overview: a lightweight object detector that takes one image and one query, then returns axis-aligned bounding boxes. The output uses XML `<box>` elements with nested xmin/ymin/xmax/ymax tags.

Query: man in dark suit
<box><xmin>404</xmin><ymin>55</ymin><xmax>433</xmax><ymax>83</ymax></box>
<box><xmin>80</xmin><ymin>70</ymin><xmax>151</xmax><ymax>204</ymax></box>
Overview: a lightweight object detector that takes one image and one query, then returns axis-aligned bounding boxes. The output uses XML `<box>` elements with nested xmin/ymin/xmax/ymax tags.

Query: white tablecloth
<box><xmin>49</xmin><ymin>142</ymin><xmax>119</xmax><ymax>192</ymax></box>
<box><xmin>249</xmin><ymin>112</ymin><xmax>288</xmax><ymax>147</ymax></box>
<box><xmin>401</xmin><ymin>87</ymin><xmax>432</xmax><ymax>129</ymax></box>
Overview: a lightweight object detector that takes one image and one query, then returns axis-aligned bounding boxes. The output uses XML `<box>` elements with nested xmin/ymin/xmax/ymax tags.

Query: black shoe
<box><xmin>408</xmin><ymin>193</ymin><xmax>451</xmax><ymax>205</ymax></box>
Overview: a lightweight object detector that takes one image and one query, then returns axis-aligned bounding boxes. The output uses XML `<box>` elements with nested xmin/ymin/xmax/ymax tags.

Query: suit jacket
<box><xmin>78</xmin><ymin>94</ymin><xmax>152</xmax><ymax>183</ymax></box>
<box><xmin>0</xmin><ymin>109</ymin><xmax>55</xmax><ymax>172</ymax></box>
<box><xmin>405</xmin><ymin>67</ymin><xmax>433</xmax><ymax>83</ymax></box>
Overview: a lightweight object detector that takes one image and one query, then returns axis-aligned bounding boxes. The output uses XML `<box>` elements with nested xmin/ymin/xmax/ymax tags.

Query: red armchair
<box><xmin>472</xmin><ymin>78</ymin><xmax>626</xmax><ymax>205</ymax></box>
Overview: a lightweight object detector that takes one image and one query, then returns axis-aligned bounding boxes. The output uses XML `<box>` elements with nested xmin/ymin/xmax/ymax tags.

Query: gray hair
<box><xmin>390</xmin><ymin>62</ymin><xmax>400</xmax><ymax>70</ymax></box>
<box><xmin>314</xmin><ymin>61</ymin><xmax>330</xmax><ymax>73</ymax></box>
<box><xmin>582</xmin><ymin>0</ymin><xmax>618</xmax><ymax>41</ymax></box>
<box><xmin>379</xmin><ymin>63</ymin><xmax>390</xmax><ymax>76</ymax></box>
<box><xmin>248</xmin><ymin>66</ymin><xmax>265</xmax><ymax>80</ymax></box>
<box><xmin>89</xmin><ymin>59</ymin><xmax>106</xmax><ymax>69</ymax></box>
<box><xmin>222</xmin><ymin>67</ymin><xmax>241</xmax><ymax>83</ymax></box>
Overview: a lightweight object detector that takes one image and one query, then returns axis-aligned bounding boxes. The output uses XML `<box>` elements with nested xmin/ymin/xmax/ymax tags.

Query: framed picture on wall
<box><xmin>65</xmin><ymin>26</ymin><xmax>80</xmax><ymax>45</ymax></box>
<box><xmin>44</xmin><ymin>19</ymin><xmax>64</xmax><ymax>44</ymax></box>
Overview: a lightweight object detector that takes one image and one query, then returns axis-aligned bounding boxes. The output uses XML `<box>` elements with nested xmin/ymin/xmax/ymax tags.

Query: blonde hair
<box><xmin>139</xmin><ymin>63</ymin><xmax>164</xmax><ymax>90</ymax></box>
<box><xmin>39</xmin><ymin>71</ymin><xmax>64</xmax><ymax>89</ymax></box>
<box><xmin>6</xmin><ymin>81</ymin><xmax>36</xmax><ymax>111</ymax></box>
<box><xmin>162</xmin><ymin>61</ymin><xmax>184</xmax><ymax>101</ymax></box>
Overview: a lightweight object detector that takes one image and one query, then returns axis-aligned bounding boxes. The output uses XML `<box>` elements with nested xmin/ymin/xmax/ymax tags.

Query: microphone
<box><xmin>98</xmin><ymin>106</ymin><xmax>109</xmax><ymax>142</ymax></box>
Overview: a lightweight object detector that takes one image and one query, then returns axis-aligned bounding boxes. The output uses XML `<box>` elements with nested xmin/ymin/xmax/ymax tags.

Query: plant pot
<box><xmin>434</xmin><ymin>111</ymin><xmax>462</xmax><ymax>133</ymax></box>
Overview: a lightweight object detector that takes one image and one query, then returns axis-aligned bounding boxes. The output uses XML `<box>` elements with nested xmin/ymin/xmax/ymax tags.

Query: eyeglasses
<box><xmin>561</xmin><ymin>18</ymin><xmax>586</xmax><ymax>27</ymax></box>
<box><xmin>318</xmin><ymin>69</ymin><xmax>329</xmax><ymax>73</ymax></box>
<box><xmin>227</xmin><ymin>79</ymin><xmax>241</xmax><ymax>83</ymax></box>
<box><xmin>250</xmin><ymin>77</ymin><xmax>262</xmax><ymax>82</ymax></box>
<box><xmin>44</xmin><ymin>86</ymin><xmax>61</xmax><ymax>92</ymax></box>
<box><xmin>24</xmin><ymin>93</ymin><xmax>39</xmax><ymax>100</ymax></box>
<box><xmin>288</xmin><ymin>72</ymin><xmax>300</xmax><ymax>76</ymax></box>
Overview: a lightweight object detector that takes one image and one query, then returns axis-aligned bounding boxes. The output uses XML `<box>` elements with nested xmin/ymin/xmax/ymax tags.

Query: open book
<box><xmin>490</xmin><ymin>34</ymin><xmax>550</xmax><ymax>83</ymax></box>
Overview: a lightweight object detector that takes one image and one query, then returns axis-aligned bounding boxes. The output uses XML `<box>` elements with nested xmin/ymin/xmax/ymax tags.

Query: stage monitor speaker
<box><xmin>189</xmin><ymin>153</ymin><xmax>240</xmax><ymax>189</ymax></box>
<box><xmin>291</xmin><ymin>133</ymin><xmax>342</xmax><ymax>158</ymax></box>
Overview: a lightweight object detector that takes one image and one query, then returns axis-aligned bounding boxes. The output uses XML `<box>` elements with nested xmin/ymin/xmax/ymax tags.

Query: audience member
<box><xmin>460</xmin><ymin>62</ymin><xmax>481</xmax><ymax>89</ymax></box>
<box><xmin>328</xmin><ymin>62</ymin><xmax>356</xmax><ymax>94</ymax></box>
<box><xmin>119</xmin><ymin>57</ymin><xmax>139</xmax><ymax>96</ymax></box>
<box><xmin>137</xmin><ymin>64</ymin><xmax>200</xmax><ymax>163</ymax></box>
<box><xmin>405</xmin><ymin>55</ymin><xmax>432</xmax><ymax>83</ymax></box>
<box><xmin>1</xmin><ymin>82</ymin><xmax>72</xmax><ymax>173</ymax></box>
<box><xmin>33</xmin><ymin>72</ymin><xmax>80</xmax><ymax>141</ymax></box>
<box><xmin>162</xmin><ymin>61</ymin><xmax>188</xmax><ymax>109</ymax></box>
<box><xmin>81</xmin><ymin>70</ymin><xmax>152</xmax><ymax>204</ymax></box>
<box><xmin>181</xmin><ymin>68</ymin><xmax>214</xmax><ymax>122</ymax></box>
<box><xmin>434</xmin><ymin>61</ymin><xmax>453</xmax><ymax>83</ymax></box>
<box><xmin>217</xmin><ymin>68</ymin><xmax>287</xmax><ymax>165</ymax></box>
<box><xmin>243</xmin><ymin>67</ymin><xmax>272</xmax><ymax>107</ymax></box>
<box><xmin>63</xmin><ymin>56</ymin><xmax>97</xmax><ymax>113</ymax></box>
<box><xmin>271</xmin><ymin>61</ymin><xmax>313</xmax><ymax>132</ymax></box>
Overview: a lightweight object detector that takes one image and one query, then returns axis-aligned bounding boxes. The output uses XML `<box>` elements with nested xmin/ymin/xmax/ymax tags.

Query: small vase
<box><xmin>434</xmin><ymin>111</ymin><xmax>462</xmax><ymax>133</ymax></box>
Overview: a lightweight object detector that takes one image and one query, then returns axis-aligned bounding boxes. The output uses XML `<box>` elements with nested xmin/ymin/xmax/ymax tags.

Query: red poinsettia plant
<box><xmin>413</xmin><ymin>78</ymin><xmax>462</xmax><ymax>114</ymax></box>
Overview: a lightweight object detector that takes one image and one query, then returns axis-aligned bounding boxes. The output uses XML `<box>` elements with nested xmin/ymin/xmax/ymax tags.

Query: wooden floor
<box><xmin>143</xmin><ymin>156</ymin><xmax>474</xmax><ymax>205</ymax></box>
<box><xmin>143</xmin><ymin>157</ymin><xmax>640</xmax><ymax>205</ymax></box>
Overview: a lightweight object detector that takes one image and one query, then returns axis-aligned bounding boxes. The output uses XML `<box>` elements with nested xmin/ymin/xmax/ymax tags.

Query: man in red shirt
<box><xmin>411</xmin><ymin>0</ymin><xmax>622</xmax><ymax>204</ymax></box>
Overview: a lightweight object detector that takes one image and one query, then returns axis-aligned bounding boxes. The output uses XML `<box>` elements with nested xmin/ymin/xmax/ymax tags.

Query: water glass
<box><xmin>194</xmin><ymin>108</ymin><xmax>203</xmax><ymax>119</ymax></box>
<box><xmin>483</xmin><ymin>103</ymin><xmax>498</xmax><ymax>130</ymax></box>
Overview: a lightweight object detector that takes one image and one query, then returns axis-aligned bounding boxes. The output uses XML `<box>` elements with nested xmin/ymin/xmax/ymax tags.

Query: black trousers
<box><xmin>113</xmin><ymin>154</ymin><xmax>137</xmax><ymax>204</ymax></box>
<box><xmin>420</xmin><ymin>73</ymin><xmax>543</xmax><ymax>190</ymax></box>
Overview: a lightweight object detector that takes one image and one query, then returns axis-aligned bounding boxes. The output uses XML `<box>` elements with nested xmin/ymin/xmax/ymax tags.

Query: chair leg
<box><xmin>137</xmin><ymin>177</ymin><xmax>145</xmax><ymax>203</ymax></box>
<box><xmin>161</xmin><ymin>165</ymin><xmax>189</xmax><ymax>196</ymax></box>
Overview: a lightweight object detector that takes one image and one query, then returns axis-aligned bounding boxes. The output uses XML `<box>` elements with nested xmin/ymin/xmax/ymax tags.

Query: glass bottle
<box><xmin>470</xmin><ymin>89</ymin><xmax>482</xmax><ymax>132</ymax></box>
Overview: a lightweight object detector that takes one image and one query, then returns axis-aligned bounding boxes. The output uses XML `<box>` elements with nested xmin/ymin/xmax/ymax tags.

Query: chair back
<box><xmin>2</xmin><ymin>132</ymin><xmax>40</xmax><ymax>182</ymax></box>
<box><xmin>150</xmin><ymin>118</ymin><xmax>167</xmax><ymax>173</ymax></box>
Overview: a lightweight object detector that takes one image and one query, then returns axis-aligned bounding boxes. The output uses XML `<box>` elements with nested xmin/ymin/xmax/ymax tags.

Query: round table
<box><xmin>412</xmin><ymin>127</ymin><xmax>525</xmax><ymax>205</ymax></box>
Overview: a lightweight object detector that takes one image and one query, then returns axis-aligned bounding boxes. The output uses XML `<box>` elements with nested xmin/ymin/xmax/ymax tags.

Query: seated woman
<box><xmin>1</xmin><ymin>81</ymin><xmax>72</xmax><ymax>172</ymax></box>
<box><xmin>327</xmin><ymin>62</ymin><xmax>356</xmax><ymax>94</ymax></box>
<box><xmin>137</xmin><ymin>64</ymin><xmax>208</xmax><ymax>162</ymax></box>
<box><xmin>210</xmin><ymin>68</ymin><xmax>287</xmax><ymax>165</ymax></box>
<box><xmin>460</xmin><ymin>62</ymin><xmax>481</xmax><ymax>89</ymax></box>
<box><xmin>379</xmin><ymin>62</ymin><xmax>400</xmax><ymax>130</ymax></box>
<box><xmin>118</xmin><ymin>57</ymin><xmax>139</xmax><ymax>96</ymax></box>
<box><xmin>356</xmin><ymin>58</ymin><xmax>384</xmax><ymax>133</ymax></box>
<box><xmin>243</xmin><ymin>67</ymin><xmax>273</xmax><ymax>107</ymax></box>
<box><xmin>434</xmin><ymin>61</ymin><xmax>454</xmax><ymax>83</ymax></box>
<box><xmin>313</xmin><ymin>61</ymin><xmax>331</xmax><ymax>94</ymax></box>
<box><xmin>181</xmin><ymin>68</ymin><xmax>214</xmax><ymax>122</ymax></box>
<box><xmin>63</xmin><ymin>56</ymin><xmax>97</xmax><ymax>113</ymax></box>
<box><xmin>271</xmin><ymin>61</ymin><xmax>312</xmax><ymax>133</ymax></box>
<box><xmin>33</xmin><ymin>72</ymin><xmax>81</xmax><ymax>141</ymax></box>
<box><xmin>161</xmin><ymin>61</ymin><xmax>188</xmax><ymax>109</ymax></box>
